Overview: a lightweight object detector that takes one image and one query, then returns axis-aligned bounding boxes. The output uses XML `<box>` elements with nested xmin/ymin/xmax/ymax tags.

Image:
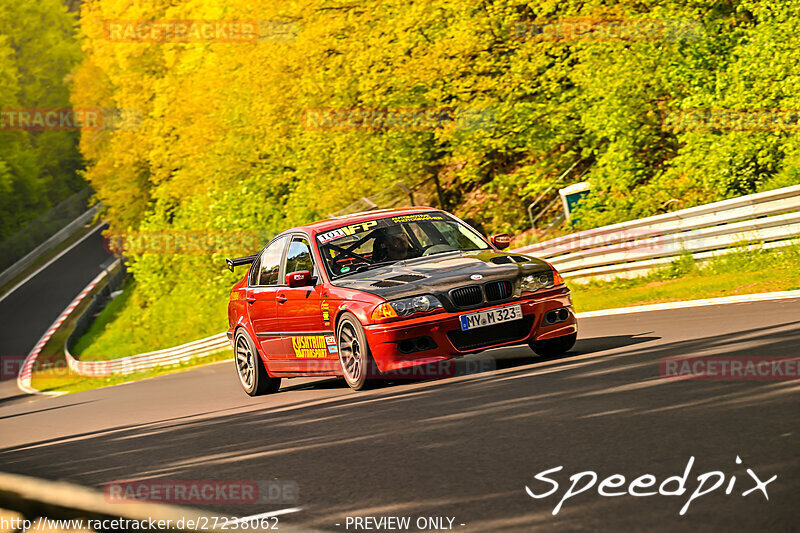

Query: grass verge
<box><xmin>30</xmin><ymin>349</ymin><xmax>232</xmax><ymax>394</ymax></box>
<box><xmin>569</xmin><ymin>241</ymin><xmax>800</xmax><ymax>312</ymax></box>
<box><xmin>71</xmin><ymin>278</ymin><xmax>136</xmax><ymax>359</ymax></box>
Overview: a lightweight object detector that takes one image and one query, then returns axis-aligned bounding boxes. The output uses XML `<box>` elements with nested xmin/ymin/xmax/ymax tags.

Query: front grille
<box><xmin>447</xmin><ymin>316</ymin><xmax>535</xmax><ymax>351</ymax></box>
<box><xmin>485</xmin><ymin>280</ymin><xmax>512</xmax><ymax>302</ymax></box>
<box><xmin>450</xmin><ymin>285</ymin><xmax>483</xmax><ymax>308</ymax></box>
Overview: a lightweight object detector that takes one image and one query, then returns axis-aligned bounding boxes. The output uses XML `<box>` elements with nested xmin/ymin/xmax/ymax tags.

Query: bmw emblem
<box><xmin>470</xmin><ymin>274</ymin><xmax>483</xmax><ymax>280</ymax></box>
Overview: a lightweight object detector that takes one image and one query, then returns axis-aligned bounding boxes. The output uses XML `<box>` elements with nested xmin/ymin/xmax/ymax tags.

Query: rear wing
<box><xmin>226</xmin><ymin>254</ymin><xmax>258</xmax><ymax>272</ymax></box>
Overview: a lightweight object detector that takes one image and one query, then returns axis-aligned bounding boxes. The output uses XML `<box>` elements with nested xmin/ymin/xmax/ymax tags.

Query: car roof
<box><xmin>293</xmin><ymin>206</ymin><xmax>443</xmax><ymax>235</ymax></box>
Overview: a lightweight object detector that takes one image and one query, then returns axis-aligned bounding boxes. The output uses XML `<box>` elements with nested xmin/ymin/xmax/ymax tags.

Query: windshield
<box><xmin>316</xmin><ymin>212</ymin><xmax>490</xmax><ymax>277</ymax></box>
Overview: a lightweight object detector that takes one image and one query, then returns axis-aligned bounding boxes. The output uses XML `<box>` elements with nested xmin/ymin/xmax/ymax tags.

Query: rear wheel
<box><xmin>337</xmin><ymin>313</ymin><xmax>378</xmax><ymax>391</ymax></box>
<box><xmin>530</xmin><ymin>332</ymin><xmax>577</xmax><ymax>358</ymax></box>
<box><xmin>234</xmin><ymin>329</ymin><xmax>281</xmax><ymax>396</ymax></box>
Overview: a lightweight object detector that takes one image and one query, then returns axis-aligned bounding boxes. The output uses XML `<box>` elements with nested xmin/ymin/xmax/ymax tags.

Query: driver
<box><xmin>374</xmin><ymin>226</ymin><xmax>411</xmax><ymax>261</ymax></box>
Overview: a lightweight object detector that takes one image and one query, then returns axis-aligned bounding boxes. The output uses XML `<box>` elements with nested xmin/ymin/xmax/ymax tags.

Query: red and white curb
<box><xmin>17</xmin><ymin>260</ymin><xmax>120</xmax><ymax>396</ymax></box>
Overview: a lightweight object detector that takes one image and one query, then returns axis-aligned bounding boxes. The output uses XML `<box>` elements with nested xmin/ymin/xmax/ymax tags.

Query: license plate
<box><xmin>459</xmin><ymin>304</ymin><xmax>523</xmax><ymax>331</ymax></box>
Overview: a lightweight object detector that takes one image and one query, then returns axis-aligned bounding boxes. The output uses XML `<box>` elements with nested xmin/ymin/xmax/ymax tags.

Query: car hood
<box><xmin>330</xmin><ymin>250</ymin><xmax>552</xmax><ymax>303</ymax></box>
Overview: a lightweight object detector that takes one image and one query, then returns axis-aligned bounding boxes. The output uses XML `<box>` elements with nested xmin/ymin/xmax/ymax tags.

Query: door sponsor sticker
<box><xmin>324</xmin><ymin>335</ymin><xmax>339</xmax><ymax>354</ymax></box>
<box><xmin>292</xmin><ymin>336</ymin><xmax>335</xmax><ymax>358</ymax></box>
<box><xmin>321</xmin><ymin>301</ymin><xmax>330</xmax><ymax>324</ymax></box>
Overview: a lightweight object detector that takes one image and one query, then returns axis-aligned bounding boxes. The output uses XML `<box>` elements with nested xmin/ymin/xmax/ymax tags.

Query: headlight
<box><xmin>371</xmin><ymin>295</ymin><xmax>443</xmax><ymax>320</ymax></box>
<box><xmin>520</xmin><ymin>270</ymin><xmax>555</xmax><ymax>293</ymax></box>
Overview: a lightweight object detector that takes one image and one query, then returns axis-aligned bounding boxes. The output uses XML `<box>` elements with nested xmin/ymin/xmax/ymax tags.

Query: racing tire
<box><xmin>530</xmin><ymin>332</ymin><xmax>577</xmax><ymax>358</ymax></box>
<box><xmin>234</xmin><ymin>329</ymin><xmax>281</xmax><ymax>396</ymax></box>
<box><xmin>336</xmin><ymin>313</ymin><xmax>379</xmax><ymax>391</ymax></box>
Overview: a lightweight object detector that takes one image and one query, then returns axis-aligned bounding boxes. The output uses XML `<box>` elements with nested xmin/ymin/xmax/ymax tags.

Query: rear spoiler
<box><xmin>226</xmin><ymin>254</ymin><xmax>258</xmax><ymax>272</ymax></box>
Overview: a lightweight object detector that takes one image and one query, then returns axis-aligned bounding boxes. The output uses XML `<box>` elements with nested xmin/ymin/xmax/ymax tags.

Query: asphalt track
<box><xmin>0</xmin><ymin>224</ymin><xmax>111</xmax><ymax>358</ymax></box>
<box><xmin>0</xmin><ymin>297</ymin><xmax>798</xmax><ymax>532</ymax></box>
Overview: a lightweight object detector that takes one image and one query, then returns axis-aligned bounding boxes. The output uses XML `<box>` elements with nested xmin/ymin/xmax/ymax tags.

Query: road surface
<box><xmin>0</xmin><ymin>224</ymin><xmax>111</xmax><ymax>357</ymax></box>
<box><xmin>0</xmin><ymin>298</ymin><xmax>798</xmax><ymax>532</ymax></box>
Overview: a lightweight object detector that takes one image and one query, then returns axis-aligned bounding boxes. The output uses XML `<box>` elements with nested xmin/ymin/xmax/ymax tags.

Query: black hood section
<box><xmin>331</xmin><ymin>250</ymin><xmax>552</xmax><ymax>310</ymax></box>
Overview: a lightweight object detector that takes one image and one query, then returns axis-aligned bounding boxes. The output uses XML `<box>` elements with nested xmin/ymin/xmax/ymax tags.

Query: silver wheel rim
<box><xmin>338</xmin><ymin>322</ymin><xmax>362</xmax><ymax>383</ymax></box>
<box><xmin>235</xmin><ymin>335</ymin><xmax>255</xmax><ymax>389</ymax></box>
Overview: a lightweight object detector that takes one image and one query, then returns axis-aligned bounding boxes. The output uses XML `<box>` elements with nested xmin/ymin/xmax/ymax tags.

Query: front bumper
<box><xmin>363</xmin><ymin>286</ymin><xmax>577</xmax><ymax>373</ymax></box>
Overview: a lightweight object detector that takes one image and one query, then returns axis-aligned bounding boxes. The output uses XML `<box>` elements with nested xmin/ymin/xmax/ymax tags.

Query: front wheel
<box><xmin>234</xmin><ymin>329</ymin><xmax>281</xmax><ymax>396</ymax></box>
<box><xmin>336</xmin><ymin>313</ymin><xmax>378</xmax><ymax>390</ymax></box>
<box><xmin>530</xmin><ymin>332</ymin><xmax>577</xmax><ymax>358</ymax></box>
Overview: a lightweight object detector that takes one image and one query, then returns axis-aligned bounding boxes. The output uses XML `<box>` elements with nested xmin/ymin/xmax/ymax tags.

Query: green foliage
<box><xmin>0</xmin><ymin>0</ymin><xmax>84</xmax><ymax>241</ymax></box>
<box><xmin>71</xmin><ymin>0</ymin><xmax>800</xmax><ymax>352</ymax></box>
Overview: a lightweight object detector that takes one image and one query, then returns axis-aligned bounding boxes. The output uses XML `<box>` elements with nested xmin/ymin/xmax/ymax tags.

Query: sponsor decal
<box><xmin>321</xmin><ymin>301</ymin><xmax>331</xmax><ymax>325</ymax></box>
<box><xmin>317</xmin><ymin>215</ymin><xmax>447</xmax><ymax>246</ymax></box>
<box><xmin>470</xmin><ymin>274</ymin><xmax>483</xmax><ymax>280</ymax></box>
<box><xmin>291</xmin><ymin>336</ymin><xmax>331</xmax><ymax>358</ymax></box>
<box><xmin>324</xmin><ymin>335</ymin><xmax>336</xmax><ymax>345</ymax></box>
<box><xmin>318</xmin><ymin>220</ymin><xmax>379</xmax><ymax>243</ymax></box>
<box><xmin>327</xmin><ymin>345</ymin><xmax>339</xmax><ymax>354</ymax></box>
<box><xmin>389</xmin><ymin>213</ymin><xmax>445</xmax><ymax>223</ymax></box>
<box><xmin>340</xmin><ymin>266</ymin><xmax>351</xmax><ymax>273</ymax></box>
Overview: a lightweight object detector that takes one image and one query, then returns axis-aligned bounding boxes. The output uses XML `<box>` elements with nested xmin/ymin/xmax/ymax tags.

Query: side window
<box><xmin>285</xmin><ymin>237</ymin><xmax>316</xmax><ymax>277</ymax></box>
<box><xmin>257</xmin><ymin>236</ymin><xmax>288</xmax><ymax>286</ymax></box>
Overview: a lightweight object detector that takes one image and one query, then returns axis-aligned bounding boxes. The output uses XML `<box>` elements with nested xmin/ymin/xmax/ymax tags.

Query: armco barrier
<box><xmin>17</xmin><ymin>260</ymin><xmax>121</xmax><ymax>395</ymax></box>
<box><xmin>515</xmin><ymin>184</ymin><xmax>800</xmax><ymax>281</ymax></box>
<box><xmin>61</xmin><ymin>258</ymin><xmax>228</xmax><ymax>377</ymax></box>
<box><xmin>39</xmin><ymin>185</ymin><xmax>800</xmax><ymax>383</ymax></box>
<box><xmin>0</xmin><ymin>206</ymin><xmax>99</xmax><ymax>289</ymax></box>
<box><xmin>65</xmin><ymin>332</ymin><xmax>229</xmax><ymax>377</ymax></box>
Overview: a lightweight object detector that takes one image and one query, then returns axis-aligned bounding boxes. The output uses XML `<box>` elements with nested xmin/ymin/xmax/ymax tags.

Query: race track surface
<box><xmin>0</xmin><ymin>224</ymin><xmax>112</xmax><ymax>357</ymax></box>
<box><xmin>0</xmin><ymin>298</ymin><xmax>798</xmax><ymax>532</ymax></box>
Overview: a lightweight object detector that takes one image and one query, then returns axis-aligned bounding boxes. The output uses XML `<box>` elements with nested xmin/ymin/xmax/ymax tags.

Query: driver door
<box><xmin>275</xmin><ymin>235</ymin><xmax>337</xmax><ymax>374</ymax></box>
<box><xmin>246</xmin><ymin>236</ymin><xmax>288</xmax><ymax>358</ymax></box>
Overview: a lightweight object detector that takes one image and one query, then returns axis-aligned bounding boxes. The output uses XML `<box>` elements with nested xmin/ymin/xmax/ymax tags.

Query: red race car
<box><xmin>226</xmin><ymin>207</ymin><xmax>577</xmax><ymax>395</ymax></box>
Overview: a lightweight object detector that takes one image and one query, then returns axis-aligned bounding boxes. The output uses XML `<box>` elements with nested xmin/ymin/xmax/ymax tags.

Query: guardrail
<box><xmin>17</xmin><ymin>259</ymin><xmax>122</xmax><ymax>395</ymax></box>
<box><xmin>59</xmin><ymin>259</ymin><xmax>228</xmax><ymax>378</ymax></box>
<box><xmin>515</xmin><ymin>184</ymin><xmax>800</xmax><ymax>281</ymax></box>
<box><xmin>65</xmin><ymin>332</ymin><xmax>229</xmax><ymax>377</ymax></box>
<box><xmin>0</xmin><ymin>205</ymin><xmax>99</xmax><ymax>289</ymax></box>
<box><xmin>40</xmin><ymin>185</ymin><xmax>800</xmax><ymax>383</ymax></box>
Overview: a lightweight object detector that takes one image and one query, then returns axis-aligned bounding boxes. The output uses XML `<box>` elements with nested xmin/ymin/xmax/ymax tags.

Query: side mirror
<box><xmin>286</xmin><ymin>270</ymin><xmax>313</xmax><ymax>288</ymax></box>
<box><xmin>490</xmin><ymin>233</ymin><xmax>511</xmax><ymax>250</ymax></box>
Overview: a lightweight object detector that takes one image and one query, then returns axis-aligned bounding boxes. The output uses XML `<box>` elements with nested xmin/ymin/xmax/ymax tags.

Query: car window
<box><xmin>316</xmin><ymin>212</ymin><xmax>489</xmax><ymax>278</ymax></box>
<box><xmin>285</xmin><ymin>237</ymin><xmax>316</xmax><ymax>277</ymax></box>
<box><xmin>429</xmin><ymin>219</ymin><xmax>487</xmax><ymax>249</ymax></box>
<box><xmin>257</xmin><ymin>236</ymin><xmax>288</xmax><ymax>286</ymax></box>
